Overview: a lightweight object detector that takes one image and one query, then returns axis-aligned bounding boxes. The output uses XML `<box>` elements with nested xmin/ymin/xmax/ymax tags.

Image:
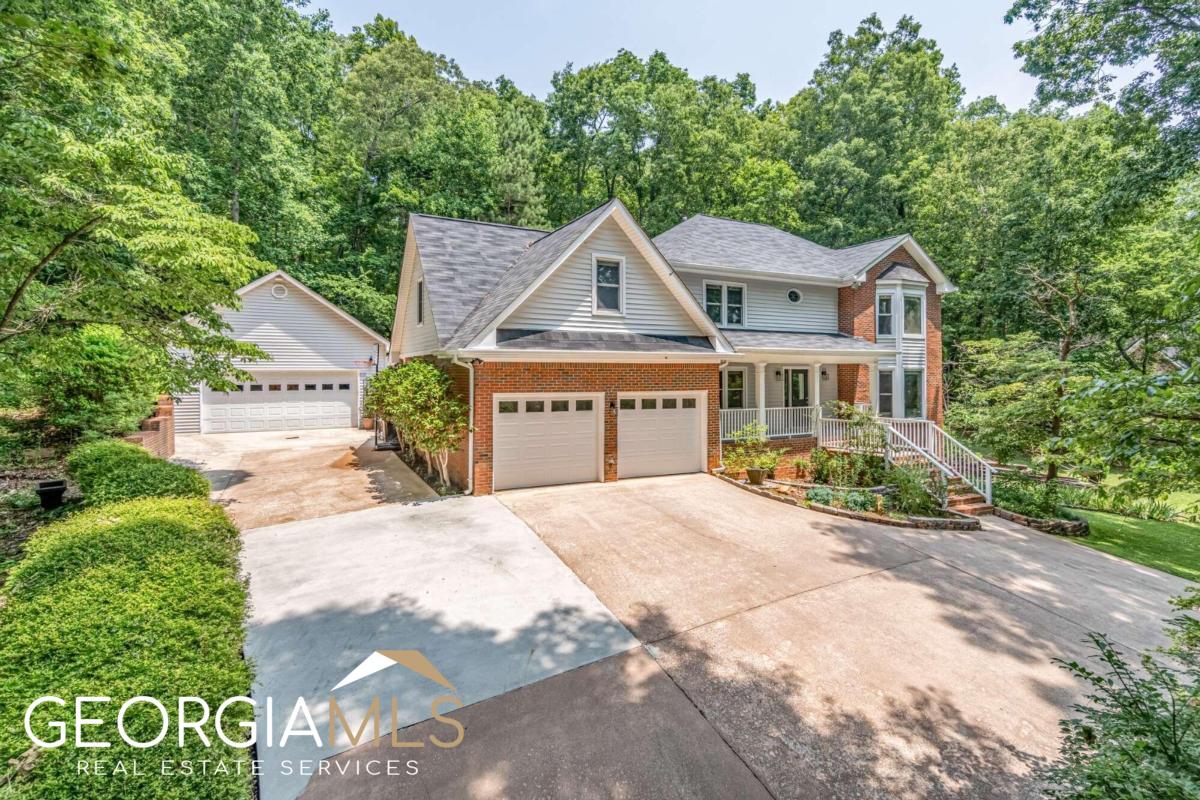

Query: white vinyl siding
<box><xmin>175</xmin><ymin>392</ymin><xmax>201</xmax><ymax>434</ymax></box>
<box><xmin>226</xmin><ymin>281</ymin><xmax>382</xmax><ymax>371</ymax></box>
<box><xmin>504</xmin><ymin>218</ymin><xmax>703</xmax><ymax>335</ymax></box>
<box><xmin>397</xmin><ymin>255</ymin><xmax>440</xmax><ymax>357</ymax></box>
<box><xmin>683</xmin><ymin>274</ymin><xmax>838</xmax><ymax>331</ymax></box>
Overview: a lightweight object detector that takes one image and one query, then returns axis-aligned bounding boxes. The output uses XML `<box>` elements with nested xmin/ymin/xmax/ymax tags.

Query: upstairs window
<box><xmin>593</xmin><ymin>256</ymin><xmax>624</xmax><ymax>314</ymax></box>
<box><xmin>903</xmin><ymin>294</ymin><xmax>924</xmax><ymax>335</ymax></box>
<box><xmin>704</xmin><ymin>282</ymin><xmax>745</xmax><ymax>327</ymax></box>
<box><xmin>876</xmin><ymin>295</ymin><xmax>893</xmax><ymax>336</ymax></box>
<box><xmin>416</xmin><ymin>279</ymin><xmax>424</xmax><ymax>325</ymax></box>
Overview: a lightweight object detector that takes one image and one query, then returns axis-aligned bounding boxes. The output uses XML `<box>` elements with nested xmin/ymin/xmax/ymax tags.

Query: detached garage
<box><xmin>175</xmin><ymin>271</ymin><xmax>390</xmax><ymax>435</ymax></box>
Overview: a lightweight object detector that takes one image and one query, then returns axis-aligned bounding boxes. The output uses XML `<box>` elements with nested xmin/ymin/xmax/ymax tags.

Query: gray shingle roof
<box><xmin>877</xmin><ymin>263</ymin><xmax>930</xmax><ymax>283</ymax></box>
<box><xmin>496</xmin><ymin>329</ymin><xmax>715</xmax><ymax>353</ymax></box>
<box><xmin>409</xmin><ymin>214</ymin><xmax>547</xmax><ymax>347</ymax></box>
<box><xmin>443</xmin><ymin>200</ymin><xmax>617</xmax><ymax>349</ymax></box>
<box><xmin>653</xmin><ymin>215</ymin><xmax>909</xmax><ymax>281</ymax></box>
<box><xmin>722</xmin><ymin>330</ymin><xmax>894</xmax><ymax>352</ymax></box>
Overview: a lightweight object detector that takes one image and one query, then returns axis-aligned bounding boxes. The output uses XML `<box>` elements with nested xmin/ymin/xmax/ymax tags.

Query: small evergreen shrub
<box><xmin>888</xmin><ymin>465</ymin><xmax>940</xmax><ymax>516</ymax></box>
<box><xmin>67</xmin><ymin>440</ymin><xmax>209</xmax><ymax>505</ymax></box>
<box><xmin>844</xmin><ymin>491</ymin><xmax>876</xmax><ymax>512</ymax></box>
<box><xmin>0</xmin><ymin>498</ymin><xmax>252</xmax><ymax>799</ymax></box>
<box><xmin>806</xmin><ymin>486</ymin><xmax>834</xmax><ymax>505</ymax></box>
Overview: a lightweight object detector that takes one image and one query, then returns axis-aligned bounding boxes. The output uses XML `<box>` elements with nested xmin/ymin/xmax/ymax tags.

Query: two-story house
<box><xmin>390</xmin><ymin>198</ymin><xmax>959</xmax><ymax>495</ymax></box>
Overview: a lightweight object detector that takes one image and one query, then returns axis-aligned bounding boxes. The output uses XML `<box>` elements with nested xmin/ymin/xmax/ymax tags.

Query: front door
<box><xmin>784</xmin><ymin>368</ymin><xmax>810</xmax><ymax>407</ymax></box>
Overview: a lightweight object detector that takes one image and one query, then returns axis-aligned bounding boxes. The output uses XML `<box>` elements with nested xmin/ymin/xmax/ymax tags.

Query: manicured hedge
<box><xmin>0</xmin><ymin>499</ymin><xmax>253</xmax><ymax>799</ymax></box>
<box><xmin>67</xmin><ymin>440</ymin><xmax>209</xmax><ymax>505</ymax></box>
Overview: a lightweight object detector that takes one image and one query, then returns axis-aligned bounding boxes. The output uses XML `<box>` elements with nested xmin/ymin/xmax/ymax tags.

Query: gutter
<box><xmin>451</xmin><ymin>355</ymin><xmax>475</xmax><ymax>495</ymax></box>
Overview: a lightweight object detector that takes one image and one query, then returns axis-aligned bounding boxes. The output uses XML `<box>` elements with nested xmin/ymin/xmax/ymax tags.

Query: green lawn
<box><xmin>1068</xmin><ymin>509</ymin><xmax>1200</xmax><ymax>582</ymax></box>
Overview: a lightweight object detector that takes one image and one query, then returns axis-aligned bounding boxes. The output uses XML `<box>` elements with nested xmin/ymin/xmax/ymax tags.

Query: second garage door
<box><xmin>202</xmin><ymin>373</ymin><xmax>356</xmax><ymax>433</ymax></box>
<box><xmin>617</xmin><ymin>392</ymin><xmax>705</xmax><ymax>479</ymax></box>
<box><xmin>493</xmin><ymin>394</ymin><xmax>602</xmax><ymax>491</ymax></box>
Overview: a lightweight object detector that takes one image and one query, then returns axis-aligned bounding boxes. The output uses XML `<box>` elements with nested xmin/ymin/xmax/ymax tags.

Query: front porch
<box><xmin>718</xmin><ymin>358</ymin><xmax>881</xmax><ymax>440</ymax></box>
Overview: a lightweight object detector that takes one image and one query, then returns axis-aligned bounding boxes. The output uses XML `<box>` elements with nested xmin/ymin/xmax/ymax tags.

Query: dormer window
<box><xmin>593</xmin><ymin>255</ymin><xmax>624</xmax><ymax>315</ymax></box>
<box><xmin>704</xmin><ymin>281</ymin><xmax>745</xmax><ymax>327</ymax></box>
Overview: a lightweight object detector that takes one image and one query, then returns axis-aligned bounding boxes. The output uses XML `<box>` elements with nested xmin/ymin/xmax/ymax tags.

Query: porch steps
<box><xmin>946</xmin><ymin>478</ymin><xmax>993</xmax><ymax>516</ymax></box>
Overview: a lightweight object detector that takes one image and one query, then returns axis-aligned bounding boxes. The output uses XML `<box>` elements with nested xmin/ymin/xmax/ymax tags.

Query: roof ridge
<box><xmin>834</xmin><ymin>232</ymin><xmax>909</xmax><ymax>251</ymax></box>
<box><xmin>409</xmin><ymin>212</ymin><xmax>550</xmax><ymax>234</ymax></box>
<box><xmin>526</xmin><ymin>198</ymin><xmax>619</xmax><ymax>246</ymax></box>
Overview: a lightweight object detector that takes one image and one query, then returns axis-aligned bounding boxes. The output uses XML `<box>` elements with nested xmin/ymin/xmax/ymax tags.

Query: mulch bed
<box><xmin>714</xmin><ymin>472</ymin><xmax>981</xmax><ymax>531</ymax></box>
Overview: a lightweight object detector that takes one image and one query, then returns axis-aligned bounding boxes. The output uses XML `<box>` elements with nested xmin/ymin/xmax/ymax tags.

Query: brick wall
<box><xmin>723</xmin><ymin>435</ymin><xmax>818</xmax><ymax>481</ymax></box>
<box><xmin>467</xmin><ymin>361</ymin><xmax>721</xmax><ymax>495</ymax></box>
<box><xmin>836</xmin><ymin>246</ymin><xmax>944</xmax><ymax>423</ymax></box>
<box><xmin>123</xmin><ymin>396</ymin><xmax>175</xmax><ymax>458</ymax></box>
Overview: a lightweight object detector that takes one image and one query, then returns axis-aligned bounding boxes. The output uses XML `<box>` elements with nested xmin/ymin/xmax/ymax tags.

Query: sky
<box><xmin>318</xmin><ymin>0</ymin><xmax>1046</xmax><ymax>108</ymax></box>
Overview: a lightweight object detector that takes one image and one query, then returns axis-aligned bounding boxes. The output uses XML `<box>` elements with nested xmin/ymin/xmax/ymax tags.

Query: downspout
<box><xmin>717</xmin><ymin>359</ymin><xmax>727</xmax><ymax>469</ymax></box>
<box><xmin>451</xmin><ymin>355</ymin><xmax>475</xmax><ymax>495</ymax></box>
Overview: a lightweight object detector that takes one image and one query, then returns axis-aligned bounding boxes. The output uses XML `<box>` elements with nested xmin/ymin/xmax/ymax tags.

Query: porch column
<box><xmin>754</xmin><ymin>361</ymin><xmax>767</xmax><ymax>428</ymax></box>
<box><xmin>868</xmin><ymin>363</ymin><xmax>878</xmax><ymax>413</ymax></box>
<box><xmin>811</xmin><ymin>362</ymin><xmax>822</xmax><ymax>410</ymax></box>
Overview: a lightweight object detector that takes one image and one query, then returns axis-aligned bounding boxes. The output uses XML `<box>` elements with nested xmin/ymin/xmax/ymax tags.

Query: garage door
<box><xmin>493</xmin><ymin>394</ymin><xmax>601</xmax><ymax>491</ymax></box>
<box><xmin>617</xmin><ymin>393</ymin><xmax>705</xmax><ymax>479</ymax></box>
<box><xmin>202</xmin><ymin>373</ymin><xmax>356</xmax><ymax>433</ymax></box>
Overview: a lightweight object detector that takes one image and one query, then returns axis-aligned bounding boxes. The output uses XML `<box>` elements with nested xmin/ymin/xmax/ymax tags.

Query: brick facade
<box><xmin>123</xmin><ymin>396</ymin><xmax>175</xmax><ymax>459</ymax></box>
<box><xmin>836</xmin><ymin>246</ymin><xmax>944</xmax><ymax>424</ymax></box>
<box><xmin>722</xmin><ymin>434</ymin><xmax>818</xmax><ymax>482</ymax></box>
<box><xmin>457</xmin><ymin>361</ymin><xmax>721</xmax><ymax>495</ymax></box>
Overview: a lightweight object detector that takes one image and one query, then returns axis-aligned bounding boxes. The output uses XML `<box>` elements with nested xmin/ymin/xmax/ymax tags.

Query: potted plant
<box><xmin>35</xmin><ymin>479</ymin><xmax>67</xmax><ymax>510</ymax></box>
<box><xmin>747</xmin><ymin>449</ymin><xmax>784</xmax><ymax>485</ymax></box>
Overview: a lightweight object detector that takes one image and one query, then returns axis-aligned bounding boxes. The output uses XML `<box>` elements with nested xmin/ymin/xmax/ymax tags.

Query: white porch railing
<box><xmin>817</xmin><ymin>411</ymin><xmax>994</xmax><ymax>504</ymax></box>
<box><xmin>721</xmin><ymin>406</ymin><xmax>818</xmax><ymax>439</ymax></box>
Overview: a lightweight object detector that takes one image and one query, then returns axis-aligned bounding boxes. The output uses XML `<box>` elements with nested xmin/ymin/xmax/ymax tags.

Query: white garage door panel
<box><xmin>202</xmin><ymin>373</ymin><xmax>354</xmax><ymax>434</ymax></box>
<box><xmin>618</xmin><ymin>393</ymin><xmax>704</xmax><ymax>479</ymax></box>
<box><xmin>493</xmin><ymin>395</ymin><xmax>600</xmax><ymax>491</ymax></box>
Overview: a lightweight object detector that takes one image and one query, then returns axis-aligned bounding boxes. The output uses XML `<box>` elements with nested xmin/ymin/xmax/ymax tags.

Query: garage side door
<box><xmin>203</xmin><ymin>373</ymin><xmax>355</xmax><ymax>433</ymax></box>
<box><xmin>617</xmin><ymin>393</ymin><xmax>704</xmax><ymax>479</ymax></box>
<box><xmin>493</xmin><ymin>395</ymin><xmax>601</xmax><ymax>491</ymax></box>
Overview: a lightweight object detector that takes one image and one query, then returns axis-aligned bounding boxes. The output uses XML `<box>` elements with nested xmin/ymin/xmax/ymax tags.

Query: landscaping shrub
<box><xmin>806</xmin><ymin>486</ymin><xmax>834</xmax><ymax>506</ymax></box>
<box><xmin>67</xmin><ymin>440</ymin><xmax>209</xmax><ymax>505</ymax></box>
<box><xmin>722</xmin><ymin>422</ymin><xmax>785</xmax><ymax>475</ymax></box>
<box><xmin>0</xmin><ymin>498</ymin><xmax>253</xmax><ymax>799</ymax></box>
<box><xmin>21</xmin><ymin>325</ymin><xmax>163</xmax><ymax>440</ymax></box>
<box><xmin>888</xmin><ymin>465</ymin><xmax>940</xmax><ymax>516</ymax></box>
<box><xmin>844</xmin><ymin>491</ymin><xmax>877</xmax><ymax>513</ymax></box>
<box><xmin>809</xmin><ymin>448</ymin><xmax>886</xmax><ymax>487</ymax></box>
<box><xmin>993</xmin><ymin>472</ymin><xmax>1065</xmax><ymax>518</ymax></box>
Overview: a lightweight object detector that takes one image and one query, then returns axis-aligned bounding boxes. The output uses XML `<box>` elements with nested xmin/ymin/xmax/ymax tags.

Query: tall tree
<box><xmin>781</xmin><ymin>14</ymin><xmax>964</xmax><ymax>245</ymax></box>
<box><xmin>0</xmin><ymin>0</ymin><xmax>265</xmax><ymax>389</ymax></box>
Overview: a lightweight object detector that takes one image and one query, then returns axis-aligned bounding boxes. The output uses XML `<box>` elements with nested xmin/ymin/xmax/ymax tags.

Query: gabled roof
<box><xmin>877</xmin><ymin>263</ymin><xmax>930</xmax><ymax>284</ymax></box>
<box><xmin>443</xmin><ymin>202</ymin><xmax>615</xmax><ymax>350</ymax></box>
<box><xmin>408</xmin><ymin>215</ymin><xmax>547</xmax><ymax>347</ymax></box>
<box><xmin>653</xmin><ymin>215</ymin><xmax>952</xmax><ymax>292</ymax></box>
<box><xmin>237</xmin><ymin>270</ymin><xmax>389</xmax><ymax>347</ymax></box>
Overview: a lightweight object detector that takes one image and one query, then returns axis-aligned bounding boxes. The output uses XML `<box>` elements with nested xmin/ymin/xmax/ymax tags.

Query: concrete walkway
<box><xmin>240</xmin><ymin>496</ymin><xmax>638</xmax><ymax>800</ymax></box>
<box><xmin>175</xmin><ymin>429</ymin><xmax>436</xmax><ymax>527</ymax></box>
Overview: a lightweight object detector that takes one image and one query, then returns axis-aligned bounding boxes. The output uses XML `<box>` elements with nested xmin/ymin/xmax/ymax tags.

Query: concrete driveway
<box><xmin>241</xmin><ymin>496</ymin><xmax>640</xmax><ymax>800</ymax></box>
<box><xmin>486</xmin><ymin>474</ymin><xmax>1189</xmax><ymax>799</ymax></box>
<box><xmin>174</xmin><ymin>429</ymin><xmax>436</xmax><ymax>528</ymax></box>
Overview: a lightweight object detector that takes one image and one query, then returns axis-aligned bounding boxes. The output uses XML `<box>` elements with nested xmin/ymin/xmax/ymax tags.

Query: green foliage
<box><xmin>808</xmin><ymin>448</ymin><xmax>887</xmax><ymax>488</ymax></box>
<box><xmin>4</xmin><ymin>490</ymin><xmax>39</xmax><ymax>511</ymax></box>
<box><xmin>843</xmin><ymin>491</ymin><xmax>876</xmax><ymax>513</ymax></box>
<box><xmin>992</xmin><ymin>472</ymin><xmax>1065</xmax><ymax>519</ymax></box>
<box><xmin>1042</xmin><ymin>623</ymin><xmax>1200</xmax><ymax>799</ymax></box>
<box><xmin>806</xmin><ymin>486</ymin><xmax>834</xmax><ymax>506</ymax></box>
<box><xmin>781</xmin><ymin>14</ymin><xmax>963</xmax><ymax>245</ymax></box>
<box><xmin>888</xmin><ymin>465</ymin><xmax>940</xmax><ymax>516</ymax></box>
<box><xmin>722</xmin><ymin>422</ymin><xmax>785</xmax><ymax>474</ymax></box>
<box><xmin>0</xmin><ymin>498</ymin><xmax>252</xmax><ymax>799</ymax></box>
<box><xmin>1007</xmin><ymin>0</ymin><xmax>1200</xmax><ymax>167</ymax></box>
<box><xmin>365</xmin><ymin>361</ymin><xmax>469</xmax><ymax>487</ymax></box>
<box><xmin>290</xmin><ymin>270</ymin><xmax>393</xmax><ymax>336</ymax></box>
<box><xmin>1071</xmin><ymin>510</ymin><xmax>1200</xmax><ymax>582</ymax></box>
<box><xmin>66</xmin><ymin>440</ymin><xmax>210</xmax><ymax>505</ymax></box>
<box><xmin>21</xmin><ymin>326</ymin><xmax>161</xmax><ymax>439</ymax></box>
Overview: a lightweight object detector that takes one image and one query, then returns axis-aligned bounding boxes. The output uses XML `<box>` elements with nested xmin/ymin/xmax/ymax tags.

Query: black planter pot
<box><xmin>35</xmin><ymin>480</ymin><xmax>67</xmax><ymax>511</ymax></box>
